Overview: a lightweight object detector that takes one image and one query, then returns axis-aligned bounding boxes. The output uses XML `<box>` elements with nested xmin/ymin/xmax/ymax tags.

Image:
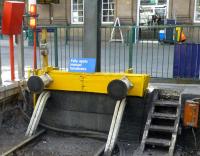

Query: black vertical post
<box><xmin>54</xmin><ymin>28</ymin><xmax>58</xmax><ymax>67</ymax></box>
<box><xmin>83</xmin><ymin>0</ymin><xmax>101</xmax><ymax>72</ymax></box>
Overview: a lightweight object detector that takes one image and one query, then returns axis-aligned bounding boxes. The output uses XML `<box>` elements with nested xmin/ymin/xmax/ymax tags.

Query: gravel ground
<box><xmin>0</xmin><ymin>108</ymin><xmax>27</xmax><ymax>154</ymax></box>
<box><xmin>17</xmin><ymin>132</ymin><xmax>105</xmax><ymax>156</ymax></box>
<box><xmin>0</xmin><ymin>108</ymin><xmax>135</xmax><ymax>156</ymax></box>
<box><xmin>1</xmin><ymin>107</ymin><xmax>200</xmax><ymax>156</ymax></box>
<box><xmin>0</xmin><ymin>108</ymin><xmax>106</xmax><ymax>156</ymax></box>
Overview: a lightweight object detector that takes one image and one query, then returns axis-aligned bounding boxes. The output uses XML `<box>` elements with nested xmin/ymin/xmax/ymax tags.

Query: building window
<box><xmin>194</xmin><ymin>0</ymin><xmax>200</xmax><ymax>23</ymax></box>
<box><xmin>102</xmin><ymin>0</ymin><xmax>115</xmax><ymax>24</ymax></box>
<box><xmin>139</xmin><ymin>0</ymin><xmax>168</xmax><ymax>26</ymax></box>
<box><xmin>71</xmin><ymin>0</ymin><xmax>115</xmax><ymax>24</ymax></box>
<box><xmin>71</xmin><ymin>0</ymin><xmax>84</xmax><ymax>24</ymax></box>
<box><xmin>157</xmin><ymin>0</ymin><xmax>167</xmax><ymax>5</ymax></box>
<box><xmin>140</xmin><ymin>0</ymin><xmax>167</xmax><ymax>5</ymax></box>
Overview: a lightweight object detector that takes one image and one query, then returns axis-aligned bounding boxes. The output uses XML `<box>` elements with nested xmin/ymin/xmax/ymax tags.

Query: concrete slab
<box><xmin>149</xmin><ymin>83</ymin><xmax>200</xmax><ymax>93</ymax></box>
<box><xmin>0</xmin><ymin>81</ymin><xmax>21</xmax><ymax>102</ymax></box>
<box><xmin>181</xmin><ymin>86</ymin><xmax>200</xmax><ymax>96</ymax></box>
<box><xmin>149</xmin><ymin>83</ymin><xmax>200</xmax><ymax>99</ymax></box>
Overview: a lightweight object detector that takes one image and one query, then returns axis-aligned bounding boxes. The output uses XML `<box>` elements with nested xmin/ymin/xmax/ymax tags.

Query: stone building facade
<box><xmin>37</xmin><ymin>0</ymin><xmax>199</xmax><ymax>26</ymax></box>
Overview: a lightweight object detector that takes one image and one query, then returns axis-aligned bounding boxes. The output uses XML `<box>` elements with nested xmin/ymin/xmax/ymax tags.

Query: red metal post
<box><xmin>9</xmin><ymin>35</ymin><xmax>15</xmax><ymax>81</ymax></box>
<box><xmin>33</xmin><ymin>30</ymin><xmax>37</xmax><ymax>69</ymax></box>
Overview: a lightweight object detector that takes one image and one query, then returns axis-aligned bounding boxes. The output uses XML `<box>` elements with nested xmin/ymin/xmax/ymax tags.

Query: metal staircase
<box><xmin>138</xmin><ymin>99</ymin><xmax>181</xmax><ymax>156</ymax></box>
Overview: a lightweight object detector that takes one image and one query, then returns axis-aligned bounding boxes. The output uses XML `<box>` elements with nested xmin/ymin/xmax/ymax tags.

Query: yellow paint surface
<box><xmin>38</xmin><ymin>70</ymin><xmax>150</xmax><ymax>97</ymax></box>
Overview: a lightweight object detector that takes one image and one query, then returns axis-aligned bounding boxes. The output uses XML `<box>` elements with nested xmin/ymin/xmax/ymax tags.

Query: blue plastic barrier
<box><xmin>173</xmin><ymin>43</ymin><xmax>200</xmax><ymax>78</ymax></box>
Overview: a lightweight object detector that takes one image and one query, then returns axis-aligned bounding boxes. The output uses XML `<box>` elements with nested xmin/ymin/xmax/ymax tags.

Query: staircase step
<box><xmin>152</xmin><ymin>113</ymin><xmax>177</xmax><ymax>120</ymax></box>
<box><xmin>139</xmin><ymin>99</ymin><xmax>180</xmax><ymax>155</ymax></box>
<box><xmin>149</xmin><ymin>125</ymin><xmax>174</xmax><ymax>133</ymax></box>
<box><xmin>154</xmin><ymin>100</ymin><xmax>179</xmax><ymax>107</ymax></box>
<box><xmin>145</xmin><ymin>138</ymin><xmax>171</xmax><ymax>147</ymax></box>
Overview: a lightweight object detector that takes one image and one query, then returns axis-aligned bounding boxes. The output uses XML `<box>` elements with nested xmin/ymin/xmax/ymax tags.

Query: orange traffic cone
<box><xmin>181</xmin><ymin>32</ymin><xmax>186</xmax><ymax>42</ymax></box>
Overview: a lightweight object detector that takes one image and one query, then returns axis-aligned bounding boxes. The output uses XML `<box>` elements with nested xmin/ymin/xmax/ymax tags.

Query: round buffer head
<box><xmin>107</xmin><ymin>79</ymin><xmax>128</xmax><ymax>100</ymax></box>
<box><xmin>27</xmin><ymin>76</ymin><xmax>44</xmax><ymax>94</ymax></box>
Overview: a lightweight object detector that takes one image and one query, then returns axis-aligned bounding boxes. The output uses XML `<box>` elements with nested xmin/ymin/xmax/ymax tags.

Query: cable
<box><xmin>192</xmin><ymin>128</ymin><xmax>197</xmax><ymax>151</ymax></box>
<box><xmin>19</xmin><ymin>106</ymin><xmax>108</xmax><ymax>140</ymax></box>
<box><xmin>18</xmin><ymin>86</ymin><xmax>126</xmax><ymax>155</ymax></box>
<box><xmin>17</xmin><ymin>84</ymin><xmax>108</xmax><ymax>139</ymax></box>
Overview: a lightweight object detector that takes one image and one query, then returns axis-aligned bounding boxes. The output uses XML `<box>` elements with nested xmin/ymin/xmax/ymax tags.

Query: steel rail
<box><xmin>1</xmin><ymin>129</ymin><xmax>46</xmax><ymax>156</ymax></box>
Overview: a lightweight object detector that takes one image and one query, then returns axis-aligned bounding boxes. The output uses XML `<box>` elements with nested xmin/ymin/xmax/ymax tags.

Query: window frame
<box><xmin>140</xmin><ymin>0</ymin><xmax>167</xmax><ymax>6</ymax></box>
<box><xmin>71</xmin><ymin>0</ymin><xmax>116</xmax><ymax>24</ymax></box>
<box><xmin>71</xmin><ymin>0</ymin><xmax>84</xmax><ymax>24</ymax></box>
<box><xmin>194</xmin><ymin>0</ymin><xmax>200</xmax><ymax>23</ymax></box>
<box><xmin>101</xmin><ymin>0</ymin><xmax>115</xmax><ymax>24</ymax></box>
<box><xmin>138</xmin><ymin>0</ymin><xmax>169</xmax><ymax>26</ymax></box>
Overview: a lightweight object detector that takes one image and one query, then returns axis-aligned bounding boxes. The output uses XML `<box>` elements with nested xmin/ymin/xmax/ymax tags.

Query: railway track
<box><xmin>1</xmin><ymin>129</ymin><xmax>46</xmax><ymax>156</ymax></box>
<box><xmin>1</xmin><ymin>87</ymin><xmax>124</xmax><ymax>156</ymax></box>
<box><xmin>1</xmin><ymin>129</ymin><xmax>124</xmax><ymax>156</ymax></box>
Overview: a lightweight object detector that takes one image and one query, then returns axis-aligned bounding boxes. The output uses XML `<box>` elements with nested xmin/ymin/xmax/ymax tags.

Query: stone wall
<box><xmin>41</xmin><ymin>90</ymin><xmax>155</xmax><ymax>143</ymax></box>
<box><xmin>37</xmin><ymin>0</ymin><xmax>197</xmax><ymax>26</ymax></box>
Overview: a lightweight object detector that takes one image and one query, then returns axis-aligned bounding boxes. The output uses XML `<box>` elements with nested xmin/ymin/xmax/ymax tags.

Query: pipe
<box><xmin>26</xmin><ymin>91</ymin><xmax>46</xmax><ymax>136</ymax></box>
<box><xmin>9</xmin><ymin>35</ymin><xmax>15</xmax><ymax>81</ymax></box>
<box><xmin>33</xmin><ymin>30</ymin><xmax>37</xmax><ymax>69</ymax></box>
<box><xmin>40</xmin><ymin>29</ymin><xmax>49</xmax><ymax>69</ymax></box>
<box><xmin>26</xmin><ymin>91</ymin><xmax>50</xmax><ymax>136</ymax></box>
<box><xmin>108</xmin><ymin>99</ymin><xmax>126</xmax><ymax>154</ymax></box>
<box><xmin>104</xmin><ymin>100</ymin><xmax>121</xmax><ymax>154</ymax></box>
<box><xmin>104</xmin><ymin>98</ymin><xmax>126</xmax><ymax>156</ymax></box>
<box><xmin>29</xmin><ymin>92</ymin><xmax>50</xmax><ymax>136</ymax></box>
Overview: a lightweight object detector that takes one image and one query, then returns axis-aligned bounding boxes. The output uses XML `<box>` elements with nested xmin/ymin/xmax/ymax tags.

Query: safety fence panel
<box><xmin>101</xmin><ymin>26</ymin><xmax>130</xmax><ymax>73</ymax></box>
<box><xmin>0</xmin><ymin>25</ymin><xmax>200</xmax><ymax>82</ymax></box>
<box><xmin>36</xmin><ymin>25</ymin><xmax>83</xmax><ymax>70</ymax></box>
<box><xmin>101</xmin><ymin>25</ymin><xmax>200</xmax><ymax>80</ymax></box>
